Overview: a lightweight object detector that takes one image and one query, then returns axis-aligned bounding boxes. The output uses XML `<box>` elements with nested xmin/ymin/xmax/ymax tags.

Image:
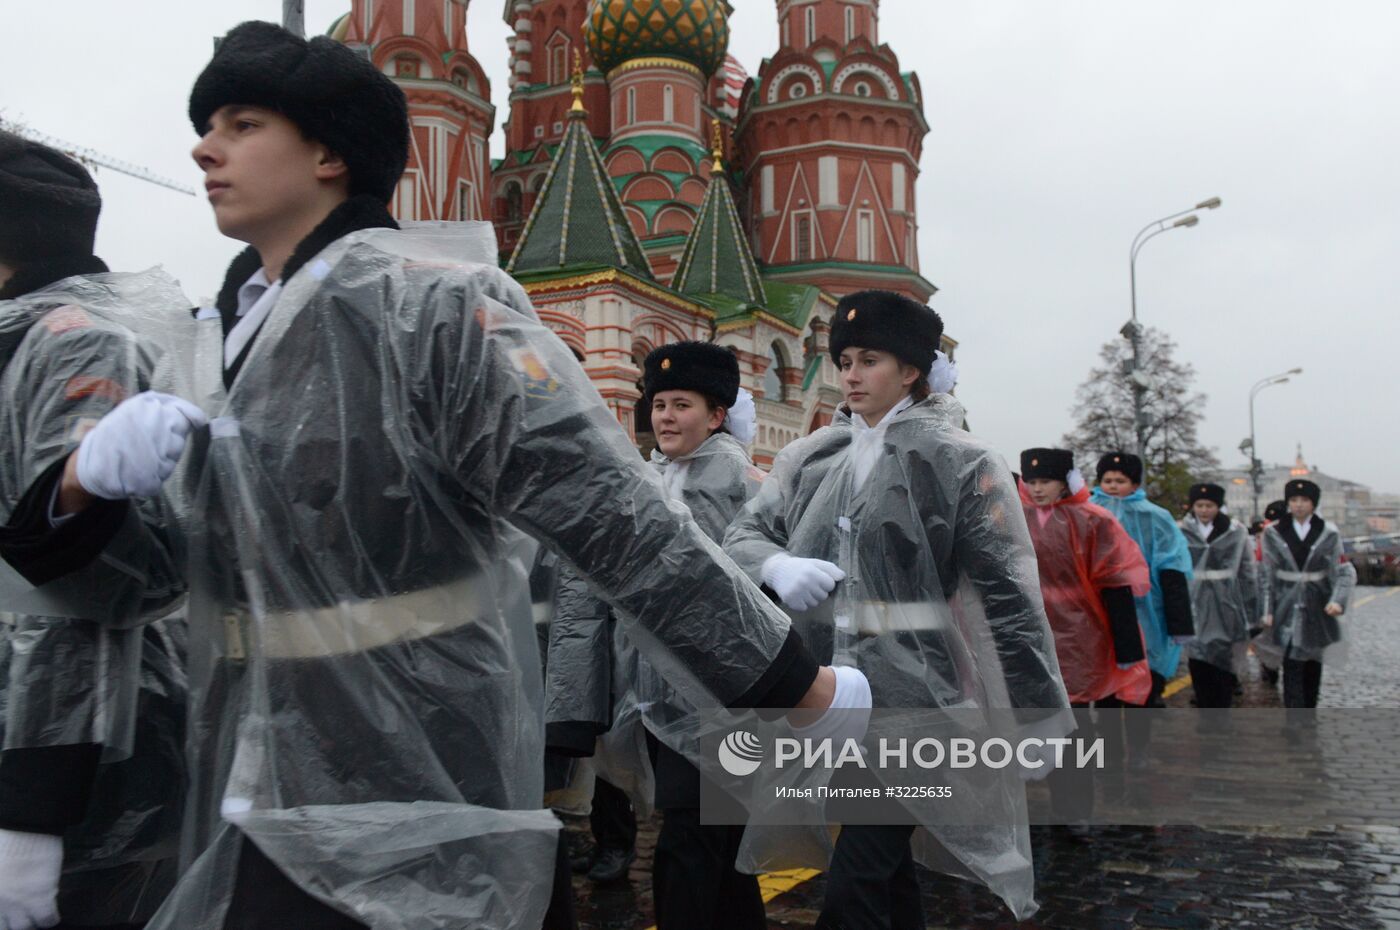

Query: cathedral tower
<box><xmin>336</xmin><ymin>0</ymin><xmax>495</xmax><ymax>222</ymax></box>
<box><xmin>735</xmin><ymin>0</ymin><xmax>934</xmax><ymax>301</ymax></box>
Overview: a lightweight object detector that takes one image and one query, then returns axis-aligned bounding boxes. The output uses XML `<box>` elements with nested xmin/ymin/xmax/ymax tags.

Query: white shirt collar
<box><xmin>1293</xmin><ymin>518</ymin><xmax>1313</xmax><ymax>538</ymax></box>
<box><xmin>848</xmin><ymin>393</ymin><xmax>915</xmax><ymax>493</ymax></box>
<box><xmin>235</xmin><ymin>267</ymin><xmax>273</xmax><ymax>318</ymax></box>
<box><xmin>225</xmin><ymin>267</ymin><xmax>283</xmax><ymax>370</ymax></box>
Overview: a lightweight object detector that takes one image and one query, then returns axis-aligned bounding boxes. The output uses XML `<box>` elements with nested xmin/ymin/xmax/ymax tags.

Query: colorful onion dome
<box><xmin>585</xmin><ymin>0</ymin><xmax>730</xmax><ymax>76</ymax></box>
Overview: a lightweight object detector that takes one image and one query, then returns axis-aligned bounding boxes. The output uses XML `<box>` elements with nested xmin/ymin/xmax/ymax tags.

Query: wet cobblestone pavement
<box><xmin>565</xmin><ymin>587</ymin><xmax>1400</xmax><ymax>928</ymax></box>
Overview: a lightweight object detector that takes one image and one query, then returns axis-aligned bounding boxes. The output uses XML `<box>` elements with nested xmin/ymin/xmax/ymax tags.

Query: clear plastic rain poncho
<box><xmin>1020</xmin><ymin>483</ymin><xmax>1151</xmax><ymax>705</ymax></box>
<box><xmin>1089</xmin><ymin>487</ymin><xmax>1194</xmax><ymax>679</ymax></box>
<box><xmin>1179</xmin><ymin>516</ymin><xmax>1258</xmax><ymax>673</ymax></box>
<box><xmin>545</xmin><ymin>430</ymin><xmax>763</xmax><ymax>813</ymax></box>
<box><xmin>1256</xmin><ymin>520</ymin><xmax>1355</xmax><ymax>665</ymax></box>
<box><xmin>145</xmin><ymin>224</ymin><xmax>801</xmax><ymax>930</ymax></box>
<box><xmin>721</xmin><ymin>395</ymin><xmax>1070</xmax><ymax>918</ymax></box>
<box><xmin>0</xmin><ymin>269</ymin><xmax>190</xmax><ymax>924</ymax></box>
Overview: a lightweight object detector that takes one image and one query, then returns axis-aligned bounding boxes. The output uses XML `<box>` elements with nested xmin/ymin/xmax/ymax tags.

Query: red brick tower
<box><xmin>335</xmin><ymin>0</ymin><xmax>495</xmax><ymax>222</ymax></box>
<box><xmin>735</xmin><ymin>0</ymin><xmax>934</xmax><ymax>302</ymax></box>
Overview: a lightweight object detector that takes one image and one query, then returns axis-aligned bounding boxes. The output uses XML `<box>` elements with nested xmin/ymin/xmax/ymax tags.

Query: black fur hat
<box><xmin>189</xmin><ymin>21</ymin><xmax>409</xmax><ymax>203</ymax></box>
<box><xmin>1097</xmin><ymin>451</ymin><xmax>1143</xmax><ymax>486</ymax></box>
<box><xmin>1189</xmin><ymin>483</ymin><xmax>1225</xmax><ymax>506</ymax></box>
<box><xmin>643</xmin><ymin>341</ymin><xmax>740</xmax><ymax>407</ymax></box>
<box><xmin>1263</xmin><ymin>500</ymin><xmax>1287</xmax><ymax>522</ymax></box>
<box><xmin>0</xmin><ymin>130</ymin><xmax>100</xmax><ymax>263</ymax></box>
<box><xmin>1284</xmin><ymin>479</ymin><xmax>1320</xmax><ymax>505</ymax></box>
<box><xmin>829</xmin><ymin>290</ymin><xmax>943</xmax><ymax>375</ymax></box>
<box><xmin>1020</xmin><ymin>448</ymin><xmax>1075</xmax><ymax>482</ymax></box>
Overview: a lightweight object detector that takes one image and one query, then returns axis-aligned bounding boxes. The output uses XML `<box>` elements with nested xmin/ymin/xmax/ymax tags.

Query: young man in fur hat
<box><xmin>725</xmin><ymin>290</ymin><xmax>1069</xmax><ymax>925</ymax></box>
<box><xmin>1019</xmin><ymin>448</ymin><xmax>1150</xmax><ymax>826</ymax></box>
<box><xmin>51</xmin><ymin>22</ymin><xmax>859</xmax><ymax>928</ymax></box>
<box><xmin>1257</xmin><ymin>479</ymin><xmax>1355</xmax><ymax>709</ymax></box>
<box><xmin>1178</xmin><ymin>483</ymin><xmax>1257</xmax><ymax>709</ymax></box>
<box><xmin>0</xmin><ymin>131</ymin><xmax>190</xmax><ymax>930</ymax></box>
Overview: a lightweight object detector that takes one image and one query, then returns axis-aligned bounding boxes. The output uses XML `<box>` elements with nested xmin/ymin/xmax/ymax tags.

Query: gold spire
<box><xmin>710</xmin><ymin>119</ymin><xmax>725</xmax><ymax>173</ymax></box>
<box><xmin>570</xmin><ymin>50</ymin><xmax>587</xmax><ymax>116</ymax></box>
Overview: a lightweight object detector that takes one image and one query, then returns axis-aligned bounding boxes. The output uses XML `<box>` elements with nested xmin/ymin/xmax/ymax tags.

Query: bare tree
<box><xmin>1063</xmin><ymin>326</ymin><xmax>1220</xmax><ymax>512</ymax></box>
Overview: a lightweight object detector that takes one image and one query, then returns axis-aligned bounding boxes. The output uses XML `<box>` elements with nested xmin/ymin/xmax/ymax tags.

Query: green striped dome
<box><xmin>585</xmin><ymin>0</ymin><xmax>730</xmax><ymax>76</ymax></box>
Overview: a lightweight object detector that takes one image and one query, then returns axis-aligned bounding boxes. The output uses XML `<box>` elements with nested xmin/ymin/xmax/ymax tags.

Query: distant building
<box><xmin>1219</xmin><ymin>444</ymin><xmax>1375</xmax><ymax>537</ymax></box>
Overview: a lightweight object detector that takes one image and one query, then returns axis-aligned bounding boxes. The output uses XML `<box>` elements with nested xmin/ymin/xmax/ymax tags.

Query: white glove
<box><xmin>0</xmin><ymin>829</ymin><xmax>62</xmax><ymax>930</ymax></box>
<box><xmin>76</xmin><ymin>392</ymin><xmax>208</xmax><ymax>499</ymax></box>
<box><xmin>761</xmin><ymin>554</ymin><xmax>845</xmax><ymax>612</ymax></box>
<box><xmin>790</xmin><ymin>666</ymin><xmax>872</xmax><ymax>749</ymax></box>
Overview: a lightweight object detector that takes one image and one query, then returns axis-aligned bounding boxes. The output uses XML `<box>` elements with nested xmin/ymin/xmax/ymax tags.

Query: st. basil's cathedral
<box><xmin>330</xmin><ymin>0</ymin><xmax>942</xmax><ymax>465</ymax></box>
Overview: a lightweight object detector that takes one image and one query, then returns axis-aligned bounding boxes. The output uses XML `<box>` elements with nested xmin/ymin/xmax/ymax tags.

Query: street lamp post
<box><xmin>282</xmin><ymin>0</ymin><xmax>305</xmax><ymax>36</ymax></box>
<box><xmin>1125</xmin><ymin>197</ymin><xmax>1223</xmax><ymax>456</ymax></box>
<box><xmin>1247</xmin><ymin>367</ymin><xmax>1303</xmax><ymax>520</ymax></box>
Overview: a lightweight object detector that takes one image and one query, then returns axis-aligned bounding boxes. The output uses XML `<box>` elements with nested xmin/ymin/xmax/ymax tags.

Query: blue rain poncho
<box><xmin>1089</xmin><ymin>487</ymin><xmax>1194</xmax><ymax>680</ymax></box>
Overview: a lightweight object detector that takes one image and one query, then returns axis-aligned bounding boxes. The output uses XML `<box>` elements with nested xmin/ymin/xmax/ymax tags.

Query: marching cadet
<box><xmin>725</xmin><ymin>290</ymin><xmax>1069</xmax><ymax>926</ymax></box>
<box><xmin>1179</xmin><ymin>483</ymin><xmax>1258</xmax><ymax>709</ymax></box>
<box><xmin>1090</xmin><ymin>453</ymin><xmax>1196</xmax><ymax>713</ymax></box>
<box><xmin>0</xmin><ymin>131</ymin><xmax>189</xmax><ymax>930</ymax></box>
<box><xmin>44</xmin><ymin>23</ymin><xmax>862</xmax><ymax>928</ymax></box>
<box><xmin>629</xmin><ymin>343</ymin><xmax>766</xmax><ymax>930</ymax></box>
<box><xmin>1019</xmin><ymin>448</ymin><xmax>1151</xmax><ymax>825</ymax></box>
<box><xmin>1258</xmin><ymin>479</ymin><xmax>1356</xmax><ymax>709</ymax></box>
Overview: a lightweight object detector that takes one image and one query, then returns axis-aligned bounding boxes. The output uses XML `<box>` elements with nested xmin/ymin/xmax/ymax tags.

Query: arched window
<box><xmin>845</xmin><ymin>6</ymin><xmax>856</xmax><ymax>42</ymax></box>
<box><xmin>663</xmin><ymin>84</ymin><xmax>674</xmax><ymax>123</ymax></box>
<box><xmin>505</xmin><ymin>182</ymin><xmax>523</xmax><ymax>223</ymax></box>
<box><xmin>805</xmin><ymin>7</ymin><xmax>816</xmax><ymax>46</ymax></box>
<box><xmin>764</xmin><ymin>341</ymin><xmax>787</xmax><ymax>402</ymax></box>
<box><xmin>627</xmin><ymin>87</ymin><xmax>638</xmax><ymax>125</ymax></box>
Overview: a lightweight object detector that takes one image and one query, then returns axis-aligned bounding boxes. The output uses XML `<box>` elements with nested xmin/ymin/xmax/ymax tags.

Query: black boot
<box><xmin>587</xmin><ymin>846</ymin><xmax>636</xmax><ymax>884</ymax></box>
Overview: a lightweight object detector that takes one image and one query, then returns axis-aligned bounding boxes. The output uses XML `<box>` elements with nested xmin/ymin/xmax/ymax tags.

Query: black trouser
<box><xmin>223</xmin><ymin>836</ymin><xmax>368</xmax><ymax>930</ymax></box>
<box><xmin>652</xmin><ymin>808</ymin><xmax>765</xmax><ymax>930</ymax></box>
<box><xmin>1046</xmin><ymin>701</ymin><xmax>1096</xmax><ymax>822</ymax></box>
<box><xmin>543</xmin><ymin>829</ymin><xmax>578</xmax><ymax>930</ymax></box>
<box><xmin>1283</xmin><ymin>656</ymin><xmax>1323</xmax><ymax>709</ymax></box>
<box><xmin>1189</xmin><ymin>659</ymin><xmax>1235</xmax><ymax>709</ymax></box>
<box><xmin>591</xmin><ymin>776</ymin><xmax>636</xmax><ymax>853</ymax></box>
<box><xmin>817</xmin><ymin>823</ymin><xmax>923</xmax><ymax>930</ymax></box>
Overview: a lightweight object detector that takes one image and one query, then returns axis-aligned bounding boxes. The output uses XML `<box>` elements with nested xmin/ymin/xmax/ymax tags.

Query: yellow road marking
<box><xmin>643</xmin><ymin>868</ymin><xmax>824</xmax><ymax>929</ymax></box>
<box><xmin>1162</xmin><ymin>673</ymin><xmax>1192</xmax><ymax>699</ymax></box>
<box><xmin>758</xmin><ymin>867</ymin><xmax>823</xmax><ymax>902</ymax></box>
<box><xmin>1384</xmin><ymin>588</ymin><xmax>1400</xmax><ymax>599</ymax></box>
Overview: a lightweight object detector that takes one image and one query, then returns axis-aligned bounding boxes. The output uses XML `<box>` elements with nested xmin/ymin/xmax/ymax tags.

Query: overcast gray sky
<box><xmin>4</xmin><ymin>2</ymin><xmax>1395</xmax><ymax>492</ymax></box>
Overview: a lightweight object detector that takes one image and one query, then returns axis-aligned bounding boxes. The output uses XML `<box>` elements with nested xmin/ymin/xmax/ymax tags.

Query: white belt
<box><xmin>1196</xmin><ymin>569</ymin><xmax>1235</xmax><ymax>581</ymax></box>
<box><xmin>843</xmin><ymin>601</ymin><xmax>946</xmax><ymax>637</ymax></box>
<box><xmin>223</xmin><ymin>577</ymin><xmax>489</xmax><ymax>660</ymax></box>
<box><xmin>1276</xmin><ymin>570</ymin><xmax>1325</xmax><ymax>582</ymax></box>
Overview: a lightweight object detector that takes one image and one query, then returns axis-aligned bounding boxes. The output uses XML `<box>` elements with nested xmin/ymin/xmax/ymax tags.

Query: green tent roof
<box><xmin>505</xmin><ymin>111</ymin><xmax>652</xmax><ymax>280</ymax></box>
<box><xmin>672</xmin><ymin>164</ymin><xmax>765</xmax><ymax>305</ymax></box>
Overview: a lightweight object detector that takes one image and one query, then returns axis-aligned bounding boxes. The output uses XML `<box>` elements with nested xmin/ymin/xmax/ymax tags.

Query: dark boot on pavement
<box><xmin>587</xmin><ymin>846</ymin><xmax>636</xmax><ymax>884</ymax></box>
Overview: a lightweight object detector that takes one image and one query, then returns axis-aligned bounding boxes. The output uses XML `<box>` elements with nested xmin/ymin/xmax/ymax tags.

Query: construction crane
<box><xmin>0</xmin><ymin>118</ymin><xmax>198</xmax><ymax>197</ymax></box>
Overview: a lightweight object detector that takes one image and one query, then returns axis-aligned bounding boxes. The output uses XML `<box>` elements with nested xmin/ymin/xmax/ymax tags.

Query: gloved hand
<box><xmin>1324</xmin><ymin>602</ymin><xmax>1344</xmax><ymax>618</ymax></box>
<box><xmin>761</xmin><ymin>554</ymin><xmax>845</xmax><ymax>611</ymax></box>
<box><xmin>0</xmin><ymin>828</ymin><xmax>62</xmax><ymax>930</ymax></box>
<box><xmin>789</xmin><ymin>665</ymin><xmax>872</xmax><ymax>748</ymax></box>
<box><xmin>76</xmin><ymin>392</ymin><xmax>208</xmax><ymax>499</ymax></box>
